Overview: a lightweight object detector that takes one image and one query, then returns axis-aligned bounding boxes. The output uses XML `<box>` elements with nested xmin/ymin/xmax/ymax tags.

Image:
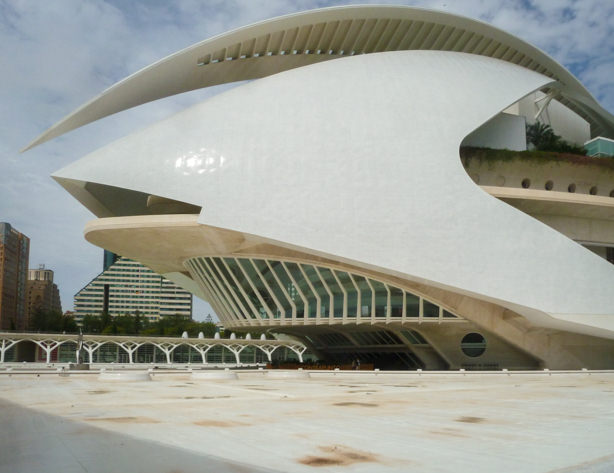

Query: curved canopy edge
<box><xmin>23</xmin><ymin>4</ymin><xmax>614</xmax><ymax>151</ymax></box>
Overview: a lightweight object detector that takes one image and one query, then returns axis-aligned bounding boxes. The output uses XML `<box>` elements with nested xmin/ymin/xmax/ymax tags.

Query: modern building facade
<box><xmin>585</xmin><ymin>136</ymin><xmax>614</xmax><ymax>157</ymax></box>
<box><xmin>0</xmin><ymin>223</ymin><xmax>30</xmax><ymax>330</ymax></box>
<box><xmin>103</xmin><ymin>249</ymin><xmax>119</xmax><ymax>271</ymax></box>
<box><xmin>28</xmin><ymin>6</ymin><xmax>614</xmax><ymax>369</ymax></box>
<box><xmin>25</xmin><ymin>265</ymin><xmax>62</xmax><ymax>326</ymax></box>
<box><xmin>74</xmin><ymin>256</ymin><xmax>192</xmax><ymax>323</ymax></box>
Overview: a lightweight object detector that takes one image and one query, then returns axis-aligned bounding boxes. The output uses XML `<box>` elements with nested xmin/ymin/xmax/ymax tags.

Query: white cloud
<box><xmin>1</xmin><ymin>0</ymin><xmax>612</xmax><ymax>319</ymax></box>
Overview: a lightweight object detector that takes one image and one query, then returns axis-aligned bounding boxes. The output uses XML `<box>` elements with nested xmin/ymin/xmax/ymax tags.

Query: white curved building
<box><xmin>31</xmin><ymin>6</ymin><xmax>614</xmax><ymax>369</ymax></box>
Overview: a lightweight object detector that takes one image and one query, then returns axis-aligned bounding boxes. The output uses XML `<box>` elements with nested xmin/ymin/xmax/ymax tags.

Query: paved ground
<box><xmin>1</xmin><ymin>369</ymin><xmax>613</xmax><ymax>473</ymax></box>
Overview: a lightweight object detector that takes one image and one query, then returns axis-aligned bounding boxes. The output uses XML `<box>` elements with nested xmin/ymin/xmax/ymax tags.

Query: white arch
<box><xmin>26</xmin><ymin>339</ymin><xmax>74</xmax><ymax>364</ymax></box>
<box><xmin>0</xmin><ymin>338</ymin><xmax>20</xmax><ymax>363</ymax></box>
<box><xmin>24</xmin><ymin>5</ymin><xmax>614</xmax><ymax>151</ymax></box>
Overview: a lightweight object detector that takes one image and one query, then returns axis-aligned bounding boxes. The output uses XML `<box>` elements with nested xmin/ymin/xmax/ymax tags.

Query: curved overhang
<box><xmin>83</xmin><ymin>214</ymin><xmax>614</xmax><ymax>341</ymax></box>
<box><xmin>482</xmin><ymin>186</ymin><xmax>614</xmax><ymax>220</ymax></box>
<box><xmin>24</xmin><ymin>5</ymin><xmax>614</xmax><ymax>151</ymax></box>
<box><xmin>50</xmin><ymin>50</ymin><xmax>614</xmax><ymax>336</ymax></box>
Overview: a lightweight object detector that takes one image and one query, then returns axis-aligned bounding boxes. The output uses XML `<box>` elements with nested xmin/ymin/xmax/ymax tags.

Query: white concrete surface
<box><xmin>57</xmin><ymin>51</ymin><xmax>614</xmax><ymax>339</ymax></box>
<box><xmin>1</xmin><ymin>370</ymin><xmax>613</xmax><ymax>472</ymax></box>
<box><xmin>462</xmin><ymin>112</ymin><xmax>527</xmax><ymax>151</ymax></box>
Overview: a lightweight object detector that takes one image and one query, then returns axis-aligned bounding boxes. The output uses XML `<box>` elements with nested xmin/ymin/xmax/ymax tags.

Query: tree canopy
<box><xmin>526</xmin><ymin>122</ymin><xmax>585</xmax><ymax>155</ymax></box>
<box><xmin>29</xmin><ymin>309</ymin><xmax>78</xmax><ymax>333</ymax></box>
<box><xmin>30</xmin><ymin>310</ymin><xmax>218</xmax><ymax>338</ymax></box>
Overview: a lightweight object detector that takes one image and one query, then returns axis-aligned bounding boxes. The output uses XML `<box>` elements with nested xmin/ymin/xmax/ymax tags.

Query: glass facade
<box><xmin>186</xmin><ymin>256</ymin><xmax>463</xmax><ymax>325</ymax></box>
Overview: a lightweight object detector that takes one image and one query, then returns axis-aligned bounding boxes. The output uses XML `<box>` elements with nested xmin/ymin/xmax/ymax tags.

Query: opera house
<box><xmin>27</xmin><ymin>6</ymin><xmax>614</xmax><ymax>370</ymax></box>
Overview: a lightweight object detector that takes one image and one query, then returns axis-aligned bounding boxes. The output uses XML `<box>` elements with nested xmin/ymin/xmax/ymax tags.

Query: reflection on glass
<box><xmin>238</xmin><ymin>259</ymin><xmax>277</xmax><ymax>318</ymax></box>
<box><xmin>190</xmin><ymin>257</ymin><xmax>462</xmax><ymax>323</ymax></box>
<box><xmin>285</xmin><ymin>262</ymin><xmax>317</xmax><ymax>318</ymax></box>
<box><xmin>270</xmin><ymin>261</ymin><xmax>303</xmax><ymax>318</ymax></box>
<box><xmin>212</xmin><ymin>258</ymin><xmax>254</xmax><ymax>319</ymax></box>
<box><xmin>206</xmin><ymin>258</ymin><xmax>251</xmax><ymax>319</ymax></box>
<box><xmin>302</xmin><ymin>264</ymin><xmax>330</xmax><ymax>317</ymax></box>
<box><xmin>225</xmin><ymin>258</ymin><xmax>267</xmax><ymax>319</ymax></box>
<box><xmin>253</xmin><ymin>259</ymin><xmax>292</xmax><ymax>319</ymax></box>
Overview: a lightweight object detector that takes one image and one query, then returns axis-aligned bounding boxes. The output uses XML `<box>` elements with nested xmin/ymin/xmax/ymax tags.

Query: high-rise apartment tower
<box><xmin>0</xmin><ymin>223</ymin><xmax>30</xmax><ymax>330</ymax></box>
<box><xmin>74</xmin><ymin>256</ymin><xmax>192</xmax><ymax>323</ymax></box>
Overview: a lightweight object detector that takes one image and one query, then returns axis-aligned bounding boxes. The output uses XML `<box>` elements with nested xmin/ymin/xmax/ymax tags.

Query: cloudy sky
<box><xmin>1</xmin><ymin>0</ymin><xmax>613</xmax><ymax>320</ymax></box>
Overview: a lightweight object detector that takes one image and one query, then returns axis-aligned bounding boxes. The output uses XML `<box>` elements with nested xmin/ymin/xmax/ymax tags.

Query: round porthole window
<box><xmin>461</xmin><ymin>333</ymin><xmax>486</xmax><ymax>357</ymax></box>
<box><xmin>568</xmin><ymin>183</ymin><xmax>576</xmax><ymax>193</ymax></box>
<box><xmin>521</xmin><ymin>178</ymin><xmax>531</xmax><ymax>189</ymax></box>
<box><xmin>545</xmin><ymin>180</ymin><xmax>553</xmax><ymax>191</ymax></box>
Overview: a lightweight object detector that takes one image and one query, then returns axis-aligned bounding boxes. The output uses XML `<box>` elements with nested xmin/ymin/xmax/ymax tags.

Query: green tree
<box><xmin>30</xmin><ymin>309</ymin><xmax>77</xmax><ymax>333</ymax></box>
<box><xmin>133</xmin><ymin>311</ymin><xmax>143</xmax><ymax>334</ymax></box>
<box><xmin>526</xmin><ymin>122</ymin><xmax>585</xmax><ymax>155</ymax></box>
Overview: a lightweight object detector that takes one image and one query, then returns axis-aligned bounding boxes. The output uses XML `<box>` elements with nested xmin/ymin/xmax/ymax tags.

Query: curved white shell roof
<box><xmin>25</xmin><ymin>5</ymin><xmax>614</xmax><ymax>151</ymax></box>
<box><xmin>53</xmin><ymin>50</ymin><xmax>614</xmax><ymax>338</ymax></box>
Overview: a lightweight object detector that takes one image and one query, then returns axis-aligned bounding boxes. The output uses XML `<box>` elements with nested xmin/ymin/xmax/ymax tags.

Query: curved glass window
<box><xmin>405</xmin><ymin>292</ymin><xmax>420</xmax><ymax>317</ymax></box>
<box><xmin>335</xmin><ymin>271</ymin><xmax>358</xmax><ymax>317</ymax></box>
<box><xmin>270</xmin><ymin>261</ymin><xmax>304</xmax><ymax>318</ymax></box>
<box><xmin>224</xmin><ymin>258</ymin><xmax>267</xmax><ymax>319</ymax></box>
<box><xmin>318</xmin><ymin>267</ymin><xmax>344</xmax><ymax>318</ymax></box>
<box><xmin>302</xmin><ymin>264</ymin><xmax>330</xmax><ymax>317</ymax></box>
<box><xmin>237</xmin><ymin>259</ymin><xmax>277</xmax><ymax>319</ymax></box>
<box><xmin>187</xmin><ymin>256</ymin><xmax>463</xmax><ymax>324</ymax></box>
<box><xmin>423</xmin><ymin>300</ymin><xmax>440</xmax><ymax>318</ymax></box>
<box><xmin>353</xmin><ymin>275</ymin><xmax>372</xmax><ymax>317</ymax></box>
<box><xmin>252</xmin><ymin>259</ymin><xmax>292</xmax><ymax>319</ymax></box>
<box><xmin>390</xmin><ymin>287</ymin><xmax>403</xmax><ymax>317</ymax></box>
<box><xmin>208</xmin><ymin>258</ymin><xmax>253</xmax><ymax>319</ymax></box>
<box><xmin>371</xmin><ymin>279</ymin><xmax>388</xmax><ymax>317</ymax></box>
<box><xmin>285</xmin><ymin>262</ymin><xmax>317</xmax><ymax>318</ymax></box>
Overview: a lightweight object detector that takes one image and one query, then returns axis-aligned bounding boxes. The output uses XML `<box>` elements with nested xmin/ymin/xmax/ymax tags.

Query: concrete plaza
<box><xmin>1</xmin><ymin>369</ymin><xmax>613</xmax><ymax>472</ymax></box>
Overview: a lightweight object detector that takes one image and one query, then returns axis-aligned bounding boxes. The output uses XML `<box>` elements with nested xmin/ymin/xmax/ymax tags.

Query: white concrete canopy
<box><xmin>24</xmin><ymin>5</ymin><xmax>614</xmax><ymax>150</ymax></box>
<box><xmin>28</xmin><ymin>6</ymin><xmax>614</xmax><ymax>369</ymax></box>
<box><xmin>51</xmin><ymin>51</ymin><xmax>614</xmax><ymax>342</ymax></box>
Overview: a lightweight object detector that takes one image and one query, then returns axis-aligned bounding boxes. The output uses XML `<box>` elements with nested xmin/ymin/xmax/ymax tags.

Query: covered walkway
<box><xmin>0</xmin><ymin>332</ymin><xmax>306</xmax><ymax>365</ymax></box>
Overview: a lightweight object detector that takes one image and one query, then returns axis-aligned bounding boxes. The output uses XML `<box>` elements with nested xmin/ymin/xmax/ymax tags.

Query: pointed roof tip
<box><xmin>21</xmin><ymin>132</ymin><xmax>49</xmax><ymax>153</ymax></box>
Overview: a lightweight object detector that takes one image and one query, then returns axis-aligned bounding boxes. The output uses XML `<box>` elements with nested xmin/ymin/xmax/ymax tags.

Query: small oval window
<box><xmin>545</xmin><ymin>180</ymin><xmax>553</xmax><ymax>191</ymax></box>
<box><xmin>568</xmin><ymin>183</ymin><xmax>576</xmax><ymax>193</ymax></box>
<box><xmin>590</xmin><ymin>186</ymin><xmax>598</xmax><ymax>195</ymax></box>
<box><xmin>521</xmin><ymin>178</ymin><xmax>531</xmax><ymax>189</ymax></box>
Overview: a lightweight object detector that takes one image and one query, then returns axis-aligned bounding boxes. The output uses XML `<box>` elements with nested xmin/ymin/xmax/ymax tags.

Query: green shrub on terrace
<box><xmin>460</xmin><ymin>146</ymin><xmax>614</xmax><ymax>171</ymax></box>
